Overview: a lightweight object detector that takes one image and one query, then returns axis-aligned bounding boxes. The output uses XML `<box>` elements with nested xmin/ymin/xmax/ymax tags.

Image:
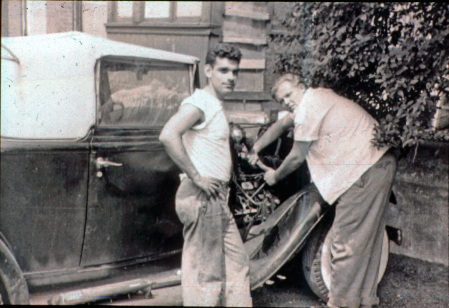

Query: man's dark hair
<box><xmin>205</xmin><ymin>43</ymin><xmax>242</xmax><ymax>66</ymax></box>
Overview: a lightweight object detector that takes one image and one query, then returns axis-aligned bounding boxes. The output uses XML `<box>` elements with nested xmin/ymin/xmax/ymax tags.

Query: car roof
<box><xmin>1</xmin><ymin>32</ymin><xmax>199</xmax><ymax>140</ymax></box>
<box><xmin>1</xmin><ymin>31</ymin><xmax>199</xmax><ymax>67</ymax></box>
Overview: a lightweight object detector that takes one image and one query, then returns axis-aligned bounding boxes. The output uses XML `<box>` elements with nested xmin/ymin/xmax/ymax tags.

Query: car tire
<box><xmin>0</xmin><ymin>240</ymin><xmax>29</xmax><ymax>305</ymax></box>
<box><xmin>301</xmin><ymin>217</ymin><xmax>389</xmax><ymax>302</ymax></box>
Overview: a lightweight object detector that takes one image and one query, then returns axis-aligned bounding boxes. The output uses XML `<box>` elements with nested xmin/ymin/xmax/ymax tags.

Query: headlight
<box><xmin>230</xmin><ymin>124</ymin><xmax>245</xmax><ymax>143</ymax></box>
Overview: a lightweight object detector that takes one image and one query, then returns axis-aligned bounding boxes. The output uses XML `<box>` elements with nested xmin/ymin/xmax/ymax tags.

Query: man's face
<box><xmin>275</xmin><ymin>81</ymin><xmax>303</xmax><ymax>112</ymax></box>
<box><xmin>205</xmin><ymin>57</ymin><xmax>240</xmax><ymax>97</ymax></box>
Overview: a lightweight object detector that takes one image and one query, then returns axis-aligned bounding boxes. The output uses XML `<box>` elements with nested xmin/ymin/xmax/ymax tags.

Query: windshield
<box><xmin>98</xmin><ymin>58</ymin><xmax>192</xmax><ymax>127</ymax></box>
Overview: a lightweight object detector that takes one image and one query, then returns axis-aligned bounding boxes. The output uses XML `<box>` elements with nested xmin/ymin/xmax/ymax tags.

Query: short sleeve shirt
<box><xmin>180</xmin><ymin>89</ymin><xmax>232</xmax><ymax>182</ymax></box>
<box><xmin>294</xmin><ymin>88</ymin><xmax>388</xmax><ymax>204</ymax></box>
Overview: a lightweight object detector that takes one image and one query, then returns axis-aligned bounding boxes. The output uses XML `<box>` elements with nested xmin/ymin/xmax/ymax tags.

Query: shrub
<box><xmin>271</xmin><ymin>2</ymin><xmax>449</xmax><ymax>148</ymax></box>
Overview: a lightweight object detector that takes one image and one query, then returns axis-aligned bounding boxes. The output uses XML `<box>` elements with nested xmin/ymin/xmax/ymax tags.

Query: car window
<box><xmin>98</xmin><ymin>59</ymin><xmax>191</xmax><ymax>127</ymax></box>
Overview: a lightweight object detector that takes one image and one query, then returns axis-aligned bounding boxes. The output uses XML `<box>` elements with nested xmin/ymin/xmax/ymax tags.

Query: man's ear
<box><xmin>204</xmin><ymin>64</ymin><xmax>212</xmax><ymax>79</ymax></box>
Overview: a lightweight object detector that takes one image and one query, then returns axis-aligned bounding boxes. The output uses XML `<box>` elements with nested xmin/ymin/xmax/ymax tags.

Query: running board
<box><xmin>47</xmin><ymin>274</ymin><xmax>181</xmax><ymax>305</ymax></box>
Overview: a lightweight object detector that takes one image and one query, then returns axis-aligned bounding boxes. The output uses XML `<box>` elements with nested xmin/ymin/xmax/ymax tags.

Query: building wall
<box><xmin>222</xmin><ymin>2</ymin><xmax>268</xmax><ymax>93</ymax></box>
<box><xmin>46</xmin><ymin>1</ymin><xmax>74</xmax><ymax>34</ymax></box>
<box><xmin>2</xmin><ymin>0</ymin><xmax>24</xmax><ymax>37</ymax></box>
<box><xmin>81</xmin><ymin>1</ymin><xmax>109</xmax><ymax>38</ymax></box>
<box><xmin>1</xmin><ymin>0</ymin><xmax>109</xmax><ymax>38</ymax></box>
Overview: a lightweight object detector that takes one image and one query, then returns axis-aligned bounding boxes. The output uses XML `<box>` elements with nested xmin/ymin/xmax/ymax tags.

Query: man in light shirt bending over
<box><xmin>248</xmin><ymin>73</ymin><xmax>397</xmax><ymax>308</ymax></box>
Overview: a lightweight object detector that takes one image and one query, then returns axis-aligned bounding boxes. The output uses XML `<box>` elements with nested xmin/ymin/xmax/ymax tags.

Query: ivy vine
<box><xmin>271</xmin><ymin>2</ymin><xmax>449</xmax><ymax>148</ymax></box>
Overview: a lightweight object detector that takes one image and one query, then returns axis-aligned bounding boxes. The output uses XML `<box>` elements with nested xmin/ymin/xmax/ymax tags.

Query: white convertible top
<box><xmin>1</xmin><ymin>31</ymin><xmax>198</xmax><ymax>139</ymax></box>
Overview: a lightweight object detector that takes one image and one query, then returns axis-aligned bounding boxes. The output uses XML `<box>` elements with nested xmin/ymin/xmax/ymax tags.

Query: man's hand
<box><xmin>247</xmin><ymin>149</ymin><xmax>260</xmax><ymax>166</ymax></box>
<box><xmin>264</xmin><ymin>168</ymin><xmax>277</xmax><ymax>186</ymax></box>
<box><xmin>192</xmin><ymin>175</ymin><xmax>222</xmax><ymax>200</ymax></box>
<box><xmin>264</xmin><ymin>140</ymin><xmax>310</xmax><ymax>186</ymax></box>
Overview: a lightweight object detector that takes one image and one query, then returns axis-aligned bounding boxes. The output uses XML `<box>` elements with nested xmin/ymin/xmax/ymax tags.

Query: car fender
<box><xmin>245</xmin><ymin>184</ymin><xmax>331</xmax><ymax>289</ymax></box>
<box><xmin>0</xmin><ymin>239</ymin><xmax>29</xmax><ymax>304</ymax></box>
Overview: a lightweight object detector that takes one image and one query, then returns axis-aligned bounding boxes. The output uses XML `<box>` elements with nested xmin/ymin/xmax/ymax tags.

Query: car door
<box><xmin>1</xmin><ymin>49</ymin><xmax>91</xmax><ymax>274</ymax></box>
<box><xmin>80</xmin><ymin>57</ymin><xmax>195</xmax><ymax>266</ymax></box>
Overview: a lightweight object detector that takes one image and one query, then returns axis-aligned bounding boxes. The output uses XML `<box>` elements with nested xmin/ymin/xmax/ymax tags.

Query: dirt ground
<box><xmin>377</xmin><ymin>254</ymin><xmax>449</xmax><ymax>307</ymax></box>
<box><xmin>251</xmin><ymin>253</ymin><xmax>449</xmax><ymax>307</ymax></box>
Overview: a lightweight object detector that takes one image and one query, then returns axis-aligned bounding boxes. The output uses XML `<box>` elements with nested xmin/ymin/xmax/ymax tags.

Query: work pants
<box><xmin>175</xmin><ymin>177</ymin><xmax>252</xmax><ymax>307</ymax></box>
<box><xmin>327</xmin><ymin>152</ymin><xmax>397</xmax><ymax>308</ymax></box>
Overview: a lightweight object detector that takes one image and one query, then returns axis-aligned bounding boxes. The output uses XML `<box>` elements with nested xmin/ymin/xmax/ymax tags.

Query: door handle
<box><xmin>95</xmin><ymin>157</ymin><xmax>123</xmax><ymax>169</ymax></box>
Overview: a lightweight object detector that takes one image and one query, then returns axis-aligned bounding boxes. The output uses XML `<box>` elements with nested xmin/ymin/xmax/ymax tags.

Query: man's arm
<box><xmin>264</xmin><ymin>140</ymin><xmax>310</xmax><ymax>186</ymax></box>
<box><xmin>159</xmin><ymin>104</ymin><xmax>221</xmax><ymax>199</ymax></box>
<box><xmin>248</xmin><ymin>114</ymin><xmax>294</xmax><ymax>165</ymax></box>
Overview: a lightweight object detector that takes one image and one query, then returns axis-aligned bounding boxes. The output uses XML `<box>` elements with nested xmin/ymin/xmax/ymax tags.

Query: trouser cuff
<box><xmin>328</xmin><ymin>296</ymin><xmax>361</xmax><ymax>308</ymax></box>
<box><xmin>361</xmin><ymin>296</ymin><xmax>380</xmax><ymax>306</ymax></box>
<box><xmin>328</xmin><ymin>296</ymin><xmax>379</xmax><ymax>308</ymax></box>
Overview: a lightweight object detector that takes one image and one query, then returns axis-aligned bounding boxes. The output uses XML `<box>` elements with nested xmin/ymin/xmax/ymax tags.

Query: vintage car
<box><xmin>1</xmin><ymin>32</ymin><xmax>402</xmax><ymax>305</ymax></box>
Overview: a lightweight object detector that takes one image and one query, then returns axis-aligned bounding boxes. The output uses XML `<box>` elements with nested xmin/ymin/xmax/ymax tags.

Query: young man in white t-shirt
<box><xmin>248</xmin><ymin>74</ymin><xmax>397</xmax><ymax>308</ymax></box>
<box><xmin>159</xmin><ymin>44</ymin><xmax>252</xmax><ymax>307</ymax></box>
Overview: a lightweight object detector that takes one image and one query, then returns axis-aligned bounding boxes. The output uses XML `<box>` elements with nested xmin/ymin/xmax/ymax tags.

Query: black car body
<box><xmin>1</xmin><ymin>32</ymin><xmax>200</xmax><ymax>304</ymax></box>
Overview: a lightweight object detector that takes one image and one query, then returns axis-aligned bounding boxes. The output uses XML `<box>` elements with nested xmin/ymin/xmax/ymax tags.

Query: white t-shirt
<box><xmin>181</xmin><ymin>89</ymin><xmax>232</xmax><ymax>182</ymax></box>
<box><xmin>293</xmin><ymin>88</ymin><xmax>388</xmax><ymax>204</ymax></box>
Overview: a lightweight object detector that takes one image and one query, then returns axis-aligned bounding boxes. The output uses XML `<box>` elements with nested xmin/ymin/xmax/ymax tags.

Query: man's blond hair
<box><xmin>271</xmin><ymin>73</ymin><xmax>304</xmax><ymax>101</ymax></box>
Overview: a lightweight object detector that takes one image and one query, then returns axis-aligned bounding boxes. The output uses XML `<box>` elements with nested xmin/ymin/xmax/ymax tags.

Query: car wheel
<box><xmin>0</xmin><ymin>240</ymin><xmax>29</xmax><ymax>305</ymax></box>
<box><xmin>301</xmin><ymin>218</ymin><xmax>389</xmax><ymax>302</ymax></box>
